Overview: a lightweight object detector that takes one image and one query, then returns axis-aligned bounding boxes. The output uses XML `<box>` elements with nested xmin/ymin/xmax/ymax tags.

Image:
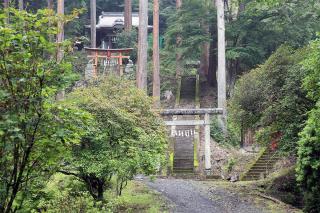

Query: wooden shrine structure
<box><xmin>85</xmin><ymin>47</ymin><xmax>133</xmax><ymax>77</ymax></box>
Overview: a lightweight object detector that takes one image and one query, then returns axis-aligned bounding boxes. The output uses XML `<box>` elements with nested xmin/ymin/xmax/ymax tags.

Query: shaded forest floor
<box><xmin>114</xmin><ymin>180</ymin><xmax>169</xmax><ymax>212</ymax></box>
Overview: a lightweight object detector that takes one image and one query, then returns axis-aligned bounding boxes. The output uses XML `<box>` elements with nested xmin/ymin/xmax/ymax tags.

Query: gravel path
<box><xmin>144</xmin><ymin>178</ymin><xmax>267</xmax><ymax>213</ymax></box>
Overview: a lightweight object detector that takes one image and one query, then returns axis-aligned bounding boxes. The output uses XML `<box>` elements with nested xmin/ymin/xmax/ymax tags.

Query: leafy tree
<box><xmin>0</xmin><ymin>8</ymin><xmax>89</xmax><ymax>212</ymax></box>
<box><xmin>226</xmin><ymin>0</ymin><xmax>320</xmax><ymax>88</ymax></box>
<box><xmin>164</xmin><ymin>0</ymin><xmax>214</xmax><ymax>65</ymax></box>
<box><xmin>60</xmin><ymin>77</ymin><xmax>167</xmax><ymax>200</ymax></box>
<box><xmin>115</xmin><ymin>29</ymin><xmax>138</xmax><ymax>63</ymax></box>
<box><xmin>296</xmin><ymin>37</ymin><xmax>320</xmax><ymax>213</ymax></box>
<box><xmin>296</xmin><ymin>106</ymin><xmax>320</xmax><ymax>213</ymax></box>
<box><xmin>229</xmin><ymin>45</ymin><xmax>314</xmax><ymax>152</ymax></box>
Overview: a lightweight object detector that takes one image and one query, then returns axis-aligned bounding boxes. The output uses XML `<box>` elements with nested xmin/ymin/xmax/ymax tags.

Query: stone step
<box><xmin>254</xmin><ymin>160</ymin><xmax>278</xmax><ymax>163</ymax></box>
<box><xmin>252</xmin><ymin>164</ymin><xmax>274</xmax><ymax>167</ymax></box>
<box><xmin>259</xmin><ymin>157</ymin><xmax>279</xmax><ymax>160</ymax></box>
<box><xmin>250</xmin><ymin>164</ymin><xmax>271</xmax><ymax>166</ymax></box>
<box><xmin>174</xmin><ymin>158</ymin><xmax>193</xmax><ymax>161</ymax></box>
<box><xmin>248</xmin><ymin>168</ymin><xmax>269</xmax><ymax>171</ymax></box>
<box><xmin>175</xmin><ymin>156</ymin><xmax>194</xmax><ymax>159</ymax></box>
<box><xmin>174</xmin><ymin>153</ymin><xmax>193</xmax><ymax>156</ymax></box>
<box><xmin>173</xmin><ymin>167</ymin><xmax>193</xmax><ymax>170</ymax></box>
<box><xmin>258</xmin><ymin>155</ymin><xmax>280</xmax><ymax>159</ymax></box>
<box><xmin>254</xmin><ymin>161</ymin><xmax>278</xmax><ymax>164</ymax></box>
<box><xmin>173</xmin><ymin>163</ymin><xmax>193</xmax><ymax>166</ymax></box>
<box><xmin>173</xmin><ymin>165</ymin><xmax>194</xmax><ymax>169</ymax></box>
<box><xmin>174</xmin><ymin>160</ymin><xmax>193</xmax><ymax>164</ymax></box>
<box><xmin>173</xmin><ymin>159</ymin><xmax>193</xmax><ymax>162</ymax></box>
<box><xmin>174</xmin><ymin>147</ymin><xmax>193</xmax><ymax>151</ymax></box>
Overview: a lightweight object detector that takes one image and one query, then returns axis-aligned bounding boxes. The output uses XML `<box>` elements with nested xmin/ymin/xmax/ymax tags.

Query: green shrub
<box><xmin>224</xmin><ymin>158</ymin><xmax>236</xmax><ymax>173</ymax></box>
<box><xmin>60</xmin><ymin>76</ymin><xmax>168</xmax><ymax>200</ymax></box>
<box><xmin>229</xmin><ymin>45</ymin><xmax>314</xmax><ymax>152</ymax></box>
<box><xmin>296</xmin><ymin>105</ymin><xmax>320</xmax><ymax>213</ymax></box>
<box><xmin>296</xmin><ymin>37</ymin><xmax>320</xmax><ymax>213</ymax></box>
<box><xmin>210</xmin><ymin>117</ymin><xmax>240</xmax><ymax>147</ymax></box>
<box><xmin>115</xmin><ymin>29</ymin><xmax>138</xmax><ymax>63</ymax></box>
<box><xmin>0</xmin><ymin>8</ymin><xmax>88</xmax><ymax>212</ymax></box>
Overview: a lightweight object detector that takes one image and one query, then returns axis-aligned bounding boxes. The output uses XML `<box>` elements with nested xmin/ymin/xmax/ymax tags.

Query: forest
<box><xmin>1</xmin><ymin>0</ymin><xmax>320</xmax><ymax>212</ymax></box>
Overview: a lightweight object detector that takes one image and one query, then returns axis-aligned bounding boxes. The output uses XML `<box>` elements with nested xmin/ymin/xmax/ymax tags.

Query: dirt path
<box><xmin>144</xmin><ymin>178</ymin><xmax>267</xmax><ymax>213</ymax></box>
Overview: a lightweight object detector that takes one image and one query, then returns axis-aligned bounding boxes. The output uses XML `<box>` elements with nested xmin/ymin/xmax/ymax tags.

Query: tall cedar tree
<box><xmin>153</xmin><ymin>0</ymin><xmax>160</xmax><ymax>107</ymax></box>
<box><xmin>124</xmin><ymin>0</ymin><xmax>132</xmax><ymax>31</ymax></box>
<box><xmin>137</xmin><ymin>0</ymin><xmax>148</xmax><ymax>89</ymax></box>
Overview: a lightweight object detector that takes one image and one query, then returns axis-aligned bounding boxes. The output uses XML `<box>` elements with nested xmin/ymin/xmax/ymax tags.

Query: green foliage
<box><xmin>164</xmin><ymin>0</ymin><xmax>214</xmax><ymax>64</ymax></box>
<box><xmin>302</xmin><ymin>36</ymin><xmax>320</xmax><ymax>102</ymax></box>
<box><xmin>27</xmin><ymin>173</ymin><xmax>166</xmax><ymax>212</ymax></box>
<box><xmin>61</xmin><ymin>76</ymin><xmax>167</xmax><ymax>199</ymax></box>
<box><xmin>227</xmin><ymin>0</ymin><xmax>320</xmax><ymax>73</ymax></box>
<box><xmin>296</xmin><ymin>38</ymin><xmax>320</xmax><ymax>213</ymax></box>
<box><xmin>224</xmin><ymin>158</ymin><xmax>236</xmax><ymax>173</ymax></box>
<box><xmin>296</xmin><ymin>105</ymin><xmax>320</xmax><ymax>213</ymax></box>
<box><xmin>115</xmin><ymin>29</ymin><xmax>138</xmax><ymax>63</ymax></box>
<box><xmin>229</xmin><ymin>45</ymin><xmax>314</xmax><ymax>152</ymax></box>
<box><xmin>24</xmin><ymin>174</ymin><xmax>109</xmax><ymax>213</ymax></box>
<box><xmin>0</xmin><ymin>8</ymin><xmax>88</xmax><ymax>212</ymax></box>
<box><xmin>210</xmin><ymin>117</ymin><xmax>240</xmax><ymax>147</ymax></box>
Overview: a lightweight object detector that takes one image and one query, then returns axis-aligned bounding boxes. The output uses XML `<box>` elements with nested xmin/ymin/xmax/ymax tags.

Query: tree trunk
<box><xmin>3</xmin><ymin>0</ymin><xmax>8</xmax><ymax>8</ymax></box>
<box><xmin>200</xmin><ymin>43</ymin><xmax>210</xmax><ymax>76</ymax></box>
<box><xmin>124</xmin><ymin>0</ymin><xmax>132</xmax><ymax>32</ymax></box>
<box><xmin>57</xmin><ymin>0</ymin><xmax>64</xmax><ymax>61</ymax></box>
<box><xmin>47</xmin><ymin>0</ymin><xmax>53</xmax><ymax>9</ymax></box>
<box><xmin>137</xmin><ymin>0</ymin><xmax>148</xmax><ymax>90</ymax></box>
<box><xmin>208</xmin><ymin>34</ymin><xmax>217</xmax><ymax>86</ymax></box>
<box><xmin>18</xmin><ymin>0</ymin><xmax>23</xmax><ymax>10</ymax></box>
<box><xmin>90</xmin><ymin>0</ymin><xmax>96</xmax><ymax>48</ymax></box>
<box><xmin>175</xmin><ymin>0</ymin><xmax>182</xmax><ymax>78</ymax></box>
<box><xmin>216</xmin><ymin>0</ymin><xmax>227</xmax><ymax>132</ymax></box>
<box><xmin>152</xmin><ymin>0</ymin><xmax>160</xmax><ymax>108</ymax></box>
<box><xmin>56</xmin><ymin>0</ymin><xmax>65</xmax><ymax>101</ymax></box>
<box><xmin>4</xmin><ymin>0</ymin><xmax>9</xmax><ymax>24</ymax></box>
<box><xmin>200</xmin><ymin>23</ymin><xmax>210</xmax><ymax>76</ymax></box>
<box><xmin>176</xmin><ymin>0</ymin><xmax>182</xmax><ymax>9</ymax></box>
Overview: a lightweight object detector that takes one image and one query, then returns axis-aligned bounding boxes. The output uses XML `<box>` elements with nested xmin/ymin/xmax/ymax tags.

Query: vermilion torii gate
<box><xmin>85</xmin><ymin>47</ymin><xmax>133</xmax><ymax>77</ymax></box>
<box><xmin>161</xmin><ymin>108</ymin><xmax>223</xmax><ymax>174</ymax></box>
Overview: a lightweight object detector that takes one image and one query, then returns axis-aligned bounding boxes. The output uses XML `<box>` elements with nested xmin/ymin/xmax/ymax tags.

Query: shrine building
<box><xmin>87</xmin><ymin>12</ymin><xmax>153</xmax><ymax>49</ymax></box>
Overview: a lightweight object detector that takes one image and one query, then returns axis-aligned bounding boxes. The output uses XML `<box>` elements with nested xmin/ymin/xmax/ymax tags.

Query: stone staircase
<box><xmin>180</xmin><ymin>76</ymin><xmax>196</xmax><ymax>101</ymax></box>
<box><xmin>241</xmin><ymin>148</ymin><xmax>280</xmax><ymax>181</ymax></box>
<box><xmin>172</xmin><ymin>76</ymin><xmax>196</xmax><ymax>174</ymax></box>
<box><xmin>173</xmin><ymin>126</ymin><xmax>194</xmax><ymax>174</ymax></box>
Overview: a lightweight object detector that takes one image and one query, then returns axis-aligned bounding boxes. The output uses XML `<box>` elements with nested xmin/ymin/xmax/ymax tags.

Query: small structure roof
<box><xmin>90</xmin><ymin>12</ymin><xmax>152</xmax><ymax>30</ymax></box>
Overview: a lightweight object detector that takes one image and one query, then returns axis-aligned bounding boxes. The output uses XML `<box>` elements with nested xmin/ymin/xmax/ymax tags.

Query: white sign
<box><xmin>171</xmin><ymin>129</ymin><xmax>196</xmax><ymax>138</ymax></box>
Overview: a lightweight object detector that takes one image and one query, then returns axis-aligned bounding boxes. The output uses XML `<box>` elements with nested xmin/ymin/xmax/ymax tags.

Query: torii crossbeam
<box><xmin>161</xmin><ymin>108</ymin><xmax>224</xmax><ymax>174</ymax></box>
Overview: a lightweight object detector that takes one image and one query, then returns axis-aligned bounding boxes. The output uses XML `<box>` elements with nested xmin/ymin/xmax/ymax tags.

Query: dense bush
<box><xmin>60</xmin><ymin>77</ymin><xmax>167</xmax><ymax>200</ymax></box>
<box><xmin>229</xmin><ymin>45</ymin><xmax>314</xmax><ymax>152</ymax></box>
<box><xmin>296</xmin><ymin>38</ymin><xmax>320</xmax><ymax>213</ymax></box>
<box><xmin>0</xmin><ymin>9</ymin><xmax>88</xmax><ymax>212</ymax></box>
<box><xmin>210</xmin><ymin>117</ymin><xmax>240</xmax><ymax>147</ymax></box>
<box><xmin>115</xmin><ymin>29</ymin><xmax>138</xmax><ymax>63</ymax></box>
<box><xmin>297</xmin><ymin>106</ymin><xmax>320</xmax><ymax>212</ymax></box>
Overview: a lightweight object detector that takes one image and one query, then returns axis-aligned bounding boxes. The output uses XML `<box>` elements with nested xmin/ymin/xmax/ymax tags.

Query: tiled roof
<box><xmin>93</xmin><ymin>12</ymin><xmax>152</xmax><ymax>29</ymax></box>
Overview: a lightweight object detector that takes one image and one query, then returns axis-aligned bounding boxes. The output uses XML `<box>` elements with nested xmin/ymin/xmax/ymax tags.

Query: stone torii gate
<box><xmin>161</xmin><ymin>108</ymin><xmax>223</xmax><ymax>174</ymax></box>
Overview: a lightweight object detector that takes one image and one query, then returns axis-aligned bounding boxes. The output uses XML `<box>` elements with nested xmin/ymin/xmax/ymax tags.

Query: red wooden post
<box><xmin>84</xmin><ymin>48</ymin><xmax>133</xmax><ymax>78</ymax></box>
